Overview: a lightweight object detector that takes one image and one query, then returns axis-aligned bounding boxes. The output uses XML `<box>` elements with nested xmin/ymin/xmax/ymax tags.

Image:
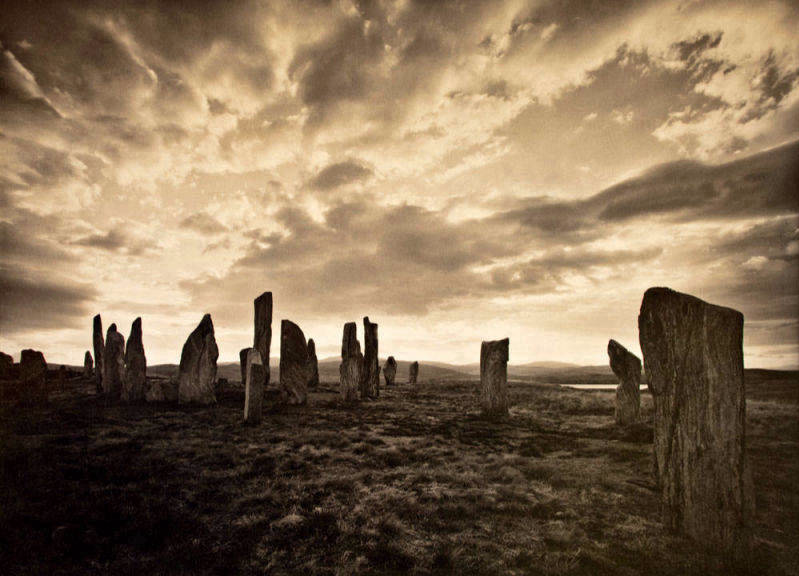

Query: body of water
<box><xmin>559</xmin><ymin>384</ymin><xmax>649</xmax><ymax>390</ymax></box>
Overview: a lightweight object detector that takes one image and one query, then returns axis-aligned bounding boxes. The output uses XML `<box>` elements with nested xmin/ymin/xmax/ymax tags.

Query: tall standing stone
<box><xmin>83</xmin><ymin>351</ymin><xmax>93</xmax><ymax>379</ymax></box>
<box><xmin>239</xmin><ymin>348</ymin><xmax>249</xmax><ymax>384</ymax></box>
<box><xmin>122</xmin><ymin>317</ymin><xmax>147</xmax><ymax>402</ymax></box>
<box><xmin>383</xmin><ymin>356</ymin><xmax>397</xmax><ymax>386</ymax></box>
<box><xmin>307</xmin><ymin>338</ymin><xmax>319</xmax><ymax>388</ymax></box>
<box><xmin>360</xmin><ymin>317</ymin><xmax>379</xmax><ymax>399</ymax></box>
<box><xmin>638</xmin><ymin>287</ymin><xmax>753</xmax><ymax>549</ymax></box>
<box><xmin>93</xmin><ymin>314</ymin><xmax>104</xmax><ymax>393</ymax></box>
<box><xmin>254</xmin><ymin>292</ymin><xmax>272</xmax><ymax>388</ymax></box>
<box><xmin>607</xmin><ymin>339</ymin><xmax>641</xmax><ymax>425</ymax></box>
<box><xmin>340</xmin><ymin>322</ymin><xmax>362</xmax><ymax>402</ymax></box>
<box><xmin>19</xmin><ymin>349</ymin><xmax>47</xmax><ymax>403</ymax></box>
<box><xmin>103</xmin><ymin>324</ymin><xmax>126</xmax><ymax>401</ymax></box>
<box><xmin>0</xmin><ymin>351</ymin><xmax>14</xmax><ymax>379</ymax></box>
<box><xmin>244</xmin><ymin>348</ymin><xmax>265</xmax><ymax>424</ymax></box>
<box><xmin>408</xmin><ymin>361</ymin><xmax>419</xmax><ymax>386</ymax></box>
<box><xmin>480</xmin><ymin>339</ymin><xmax>509</xmax><ymax>416</ymax></box>
<box><xmin>279</xmin><ymin>320</ymin><xmax>309</xmax><ymax>404</ymax></box>
<box><xmin>178</xmin><ymin>314</ymin><xmax>219</xmax><ymax>405</ymax></box>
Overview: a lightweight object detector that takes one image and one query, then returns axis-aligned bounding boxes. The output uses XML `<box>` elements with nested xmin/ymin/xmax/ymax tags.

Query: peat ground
<box><xmin>1</xmin><ymin>376</ymin><xmax>797</xmax><ymax>575</ymax></box>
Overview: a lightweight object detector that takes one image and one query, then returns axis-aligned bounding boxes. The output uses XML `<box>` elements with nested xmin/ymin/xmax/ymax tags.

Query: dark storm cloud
<box><xmin>308</xmin><ymin>160</ymin><xmax>374</xmax><ymax>190</ymax></box>
<box><xmin>70</xmin><ymin>229</ymin><xmax>160</xmax><ymax>256</ymax></box>
<box><xmin>179</xmin><ymin>212</ymin><xmax>228</xmax><ymax>235</ymax></box>
<box><xmin>0</xmin><ymin>269</ymin><xmax>97</xmax><ymax>334</ymax></box>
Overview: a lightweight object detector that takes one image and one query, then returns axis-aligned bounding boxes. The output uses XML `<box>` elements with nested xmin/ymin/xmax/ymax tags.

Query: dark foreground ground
<box><xmin>1</xmin><ymin>375</ymin><xmax>797</xmax><ymax>575</ymax></box>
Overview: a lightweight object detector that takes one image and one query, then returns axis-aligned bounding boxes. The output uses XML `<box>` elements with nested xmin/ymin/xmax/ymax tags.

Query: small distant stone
<box><xmin>307</xmin><ymin>338</ymin><xmax>319</xmax><ymax>388</ymax></box>
<box><xmin>19</xmin><ymin>349</ymin><xmax>47</xmax><ymax>403</ymax></box>
<box><xmin>408</xmin><ymin>361</ymin><xmax>419</xmax><ymax>386</ymax></box>
<box><xmin>480</xmin><ymin>339</ymin><xmax>509</xmax><ymax>416</ymax></box>
<box><xmin>83</xmin><ymin>351</ymin><xmax>93</xmax><ymax>379</ymax></box>
<box><xmin>383</xmin><ymin>356</ymin><xmax>397</xmax><ymax>387</ymax></box>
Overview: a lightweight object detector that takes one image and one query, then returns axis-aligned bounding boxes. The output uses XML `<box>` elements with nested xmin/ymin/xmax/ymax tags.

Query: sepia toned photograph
<box><xmin>1</xmin><ymin>1</ymin><xmax>797</xmax><ymax>574</ymax></box>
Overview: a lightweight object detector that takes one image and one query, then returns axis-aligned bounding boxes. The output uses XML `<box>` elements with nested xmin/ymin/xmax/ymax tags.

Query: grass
<box><xmin>0</xmin><ymin>375</ymin><xmax>797</xmax><ymax>575</ymax></box>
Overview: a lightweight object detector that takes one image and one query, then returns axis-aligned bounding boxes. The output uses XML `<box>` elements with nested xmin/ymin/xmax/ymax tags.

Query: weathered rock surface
<box><xmin>607</xmin><ymin>339</ymin><xmax>641</xmax><ymax>425</ymax></box>
<box><xmin>145</xmin><ymin>377</ymin><xmax>178</xmax><ymax>403</ymax></box>
<box><xmin>279</xmin><ymin>320</ymin><xmax>309</xmax><ymax>404</ymax></box>
<box><xmin>178</xmin><ymin>314</ymin><xmax>219</xmax><ymax>405</ymax></box>
<box><xmin>121</xmin><ymin>317</ymin><xmax>147</xmax><ymax>402</ymax></box>
<box><xmin>103</xmin><ymin>324</ymin><xmax>126</xmax><ymax>401</ymax></box>
<box><xmin>0</xmin><ymin>351</ymin><xmax>14</xmax><ymax>379</ymax></box>
<box><xmin>639</xmin><ymin>287</ymin><xmax>754</xmax><ymax>550</ymax></box>
<box><xmin>383</xmin><ymin>356</ymin><xmax>397</xmax><ymax>386</ymax></box>
<box><xmin>239</xmin><ymin>348</ymin><xmax>249</xmax><ymax>384</ymax></box>
<box><xmin>408</xmin><ymin>361</ymin><xmax>419</xmax><ymax>386</ymax></box>
<box><xmin>339</xmin><ymin>322</ymin><xmax>362</xmax><ymax>402</ymax></box>
<box><xmin>83</xmin><ymin>351</ymin><xmax>93</xmax><ymax>379</ymax></box>
<box><xmin>254</xmin><ymin>292</ymin><xmax>272</xmax><ymax>388</ymax></box>
<box><xmin>20</xmin><ymin>349</ymin><xmax>47</xmax><ymax>403</ymax></box>
<box><xmin>244</xmin><ymin>348</ymin><xmax>266</xmax><ymax>424</ymax></box>
<box><xmin>480</xmin><ymin>339</ymin><xmax>509</xmax><ymax>416</ymax></box>
<box><xmin>307</xmin><ymin>338</ymin><xmax>319</xmax><ymax>388</ymax></box>
<box><xmin>360</xmin><ymin>317</ymin><xmax>379</xmax><ymax>399</ymax></box>
<box><xmin>92</xmin><ymin>314</ymin><xmax>104</xmax><ymax>393</ymax></box>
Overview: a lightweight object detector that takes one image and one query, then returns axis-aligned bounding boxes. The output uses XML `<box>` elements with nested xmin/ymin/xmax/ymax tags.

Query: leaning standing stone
<box><xmin>122</xmin><ymin>317</ymin><xmax>147</xmax><ymax>402</ymax></box>
<box><xmin>607</xmin><ymin>339</ymin><xmax>641</xmax><ymax>425</ymax></box>
<box><xmin>339</xmin><ymin>322</ymin><xmax>362</xmax><ymax>402</ymax></box>
<box><xmin>244</xmin><ymin>348</ymin><xmax>266</xmax><ymax>424</ymax></box>
<box><xmin>103</xmin><ymin>324</ymin><xmax>126</xmax><ymax>401</ymax></box>
<box><xmin>178</xmin><ymin>314</ymin><xmax>219</xmax><ymax>405</ymax></box>
<box><xmin>307</xmin><ymin>338</ymin><xmax>319</xmax><ymax>388</ymax></box>
<box><xmin>19</xmin><ymin>349</ymin><xmax>47</xmax><ymax>403</ymax></box>
<box><xmin>638</xmin><ymin>287</ymin><xmax>754</xmax><ymax>550</ymax></box>
<box><xmin>83</xmin><ymin>351</ymin><xmax>93</xmax><ymax>379</ymax></box>
<box><xmin>93</xmin><ymin>314</ymin><xmax>104</xmax><ymax>393</ymax></box>
<box><xmin>408</xmin><ymin>361</ymin><xmax>419</xmax><ymax>386</ymax></box>
<box><xmin>254</xmin><ymin>292</ymin><xmax>272</xmax><ymax>388</ymax></box>
<box><xmin>480</xmin><ymin>339</ymin><xmax>509</xmax><ymax>416</ymax></box>
<box><xmin>383</xmin><ymin>356</ymin><xmax>397</xmax><ymax>386</ymax></box>
<box><xmin>279</xmin><ymin>320</ymin><xmax>309</xmax><ymax>404</ymax></box>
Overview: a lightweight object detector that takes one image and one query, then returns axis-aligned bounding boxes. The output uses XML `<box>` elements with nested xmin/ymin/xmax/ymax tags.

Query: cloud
<box><xmin>308</xmin><ymin>160</ymin><xmax>374</xmax><ymax>191</ymax></box>
<box><xmin>70</xmin><ymin>229</ymin><xmax>160</xmax><ymax>256</ymax></box>
<box><xmin>179</xmin><ymin>212</ymin><xmax>228</xmax><ymax>235</ymax></box>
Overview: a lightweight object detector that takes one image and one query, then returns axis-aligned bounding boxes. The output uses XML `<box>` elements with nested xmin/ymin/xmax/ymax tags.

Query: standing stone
<box><xmin>58</xmin><ymin>365</ymin><xmax>67</xmax><ymax>391</ymax></box>
<box><xmin>103</xmin><ymin>324</ymin><xmax>126</xmax><ymax>401</ymax></box>
<box><xmin>83</xmin><ymin>351</ymin><xmax>93</xmax><ymax>379</ymax></box>
<box><xmin>307</xmin><ymin>338</ymin><xmax>319</xmax><ymax>388</ymax></box>
<box><xmin>244</xmin><ymin>348</ymin><xmax>266</xmax><ymax>424</ymax></box>
<box><xmin>480</xmin><ymin>339</ymin><xmax>509</xmax><ymax>416</ymax></box>
<box><xmin>383</xmin><ymin>357</ymin><xmax>397</xmax><ymax>386</ymax></box>
<box><xmin>279</xmin><ymin>320</ymin><xmax>309</xmax><ymax>404</ymax></box>
<box><xmin>178</xmin><ymin>314</ymin><xmax>219</xmax><ymax>405</ymax></box>
<box><xmin>638</xmin><ymin>287</ymin><xmax>754</xmax><ymax>549</ymax></box>
<box><xmin>19</xmin><ymin>349</ymin><xmax>47</xmax><ymax>403</ymax></box>
<box><xmin>408</xmin><ymin>361</ymin><xmax>419</xmax><ymax>386</ymax></box>
<box><xmin>339</xmin><ymin>322</ymin><xmax>362</xmax><ymax>402</ymax></box>
<box><xmin>122</xmin><ymin>317</ymin><xmax>147</xmax><ymax>402</ymax></box>
<box><xmin>93</xmin><ymin>314</ymin><xmax>104</xmax><ymax>393</ymax></box>
<box><xmin>607</xmin><ymin>339</ymin><xmax>641</xmax><ymax>425</ymax></box>
<box><xmin>360</xmin><ymin>317</ymin><xmax>379</xmax><ymax>399</ymax></box>
<box><xmin>254</xmin><ymin>292</ymin><xmax>272</xmax><ymax>388</ymax></box>
<box><xmin>239</xmin><ymin>348</ymin><xmax>249</xmax><ymax>384</ymax></box>
<box><xmin>0</xmin><ymin>351</ymin><xmax>13</xmax><ymax>379</ymax></box>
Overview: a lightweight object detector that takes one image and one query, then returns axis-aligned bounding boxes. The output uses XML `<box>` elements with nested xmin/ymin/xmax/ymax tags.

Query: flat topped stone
<box><xmin>254</xmin><ymin>292</ymin><xmax>272</xmax><ymax>388</ymax></box>
<box><xmin>480</xmin><ymin>339</ymin><xmax>509</xmax><ymax>416</ymax></box>
<box><xmin>20</xmin><ymin>349</ymin><xmax>47</xmax><ymax>403</ymax></box>
<box><xmin>178</xmin><ymin>314</ymin><xmax>219</xmax><ymax>405</ymax></box>
<box><xmin>639</xmin><ymin>287</ymin><xmax>753</xmax><ymax>550</ymax></box>
<box><xmin>607</xmin><ymin>339</ymin><xmax>641</xmax><ymax>425</ymax></box>
<box><xmin>339</xmin><ymin>322</ymin><xmax>362</xmax><ymax>402</ymax></box>
<box><xmin>360</xmin><ymin>317</ymin><xmax>379</xmax><ymax>399</ymax></box>
<box><xmin>122</xmin><ymin>317</ymin><xmax>147</xmax><ymax>402</ymax></box>
<box><xmin>279</xmin><ymin>319</ymin><xmax>309</xmax><ymax>405</ymax></box>
<box><xmin>103</xmin><ymin>324</ymin><xmax>126</xmax><ymax>402</ymax></box>
<box><xmin>408</xmin><ymin>361</ymin><xmax>419</xmax><ymax>385</ymax></box>
<box><xmin>383</xmin><ymin>356</ymin><xmax>397</xmax><ymax>386</ymax></box>
<box><xmin>244</xmin><ymin>348</ymin><xmax>266</xmax><ymax>424</ymax></box>
<box><xmin>0</xmin><ymin>351</ymin><xmax>14</xmax><ymax>380</ymax></box>
<box><xmin>93</xmin><ymin>314</ymin><xmax>104</xmax><ymax>393</ymax></box>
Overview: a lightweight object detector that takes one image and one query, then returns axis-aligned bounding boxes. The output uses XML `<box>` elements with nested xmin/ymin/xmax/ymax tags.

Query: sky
<box><xmin>1</xmin><ymin>0</ymin><xmax>798</xmax><ymax>369</ymax></box>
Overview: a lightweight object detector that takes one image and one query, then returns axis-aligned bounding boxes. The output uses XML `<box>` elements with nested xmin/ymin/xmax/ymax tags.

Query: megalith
<box><xmin>0</xmin><ymin>351</ymin><xmax>14</xmax><ymax>379</ymax></box>
<box><xmin>254</xmin><ymin>292</ymin><xmax>272</xmax><ymax>387</ymax></box>
<box><xmin>408</xmin><ymin>361</ymin><xmax>419</xmax><ymax>386</ymax></box>
<box><xmin>339</xmin><ymin>322</ymin><xmax>362</xmax><ymax>402</ymax></box>
<box><xmin>239</xmin><ymin>348</ymin><xmax>249</xmax><ymax>384</ymax></box>
<box><xmin>93</xmin><ymin>314</ymin><xmax>104</xmax><ymax>393</ymax></box>
<box><xmin>19</xmin><ymin>349</ymin><xmax>47</xmax><ymax>403</ymax></box>
<box><xmin>638</xmin><ymin>287</ymin><xmax>754</xmax><ymax>549</ymax></box>
<box><xmin>383</xmin><ymin>356</ymin><xmax>397</xmax><ymax>386</ymax></box>
<box><xmin>307</xmin><ymin>338</ymin><xmax>319</xmax><ymax>388</ymax></box>
<box><xmin>244</xmin><ymin>348</ymin><xmax>266</xmax><ymax>424</ymax></box>
<box><xmin>178</xmin><ymin>314</ymin><xmax>219</xmax><ymax>404</ymax></box>
<box><xmin>279</xmin><ymin>320</ymin><xmax>309</xmax><ymax>404</ymax></box>
<box><xmin>83</xmin><ymin>351</ymin><xmax>93</xmax><ymax>379</ymax></box>
<box><xmin>103</xmin><ymin>324</ymin><xmax>126</xmax><ymax>401</ymax></box>
<box><xmin>480</xmin><ymin>339</ymin><xmax>509</xmax><ymax>416</ymax></box>
<box><xmin>607</xmin><ymin>339</ymin><xmax>641</xmax><ymax>425</ymax></box>
<box><xmin>360</xmin><ymin>317</ymin><xmax>379</xmax><ymax>399</ymax></box>
<box><xmin>122</xmin><ymin>317</ymin><xmax>147</xmax><ymax>402</ymax></box>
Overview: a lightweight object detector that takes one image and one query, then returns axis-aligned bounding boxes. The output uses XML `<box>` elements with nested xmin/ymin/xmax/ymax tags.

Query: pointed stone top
<box><xmin>308</xmin><ymin>338</ymin><xmax>316</xmax><ymax>352</ymax></box>
<box><xmin>108</xmin><ymin>323</ymin><xmax>117</xmax><ymax>333</ymax></box>
<box><xmin>93</xmin><ymin>314</ymin><xmax>102</xmax><ymax>324</ymax></box>
<box><xmin>255</xmin><ymin>291</ymin><xmax>272</xmax><ymax>304</ymax></box>
<box><xmin>198</xmin><ymin>313</ymin><xmax>214</xmax><ymax>334</ymax></box>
